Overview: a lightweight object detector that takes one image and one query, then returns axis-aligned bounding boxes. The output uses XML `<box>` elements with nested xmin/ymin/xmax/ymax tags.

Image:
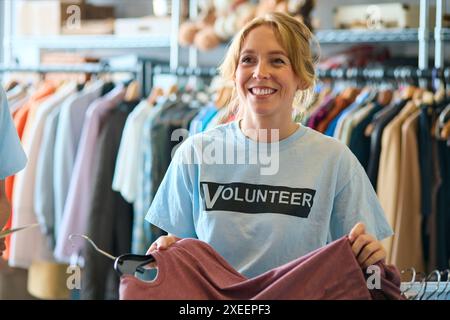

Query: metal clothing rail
<box><xmin>316</xmin><ymin>66</ymin><xmax>450</xmax><ymax>82</ymax></box>
<box><xmin>150</xmin><ymin>64</ymin><xmax>450</xmax><ymax>81</ymax></box>
<box><xmin>151</xmin><ymin>64</ymin><xmax>219</xmax><ymax>78</ymax></box>
<box><xmin>0</xmin><ymin>62</ymin><xmax>147</xmax><ymax>96</ymax></box>
<box><xmin>0</xmin><ymin>63</ymin><xmax>140</xmax><ymax>74</ymax></box>
<box><xmin>400</xmin><ymin>268</ymin><xmax>450</xmax><ymax>300</ymax></box>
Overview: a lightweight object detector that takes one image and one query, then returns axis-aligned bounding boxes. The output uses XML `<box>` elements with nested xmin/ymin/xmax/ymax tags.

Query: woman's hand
<box><xmin>349</xmin><ymin>222</ymin><xmax>386</xmax><ymax>269</ymax></box>
<box><xmin>148</xmin><ymin>235</ymin><xmax>181</xmax><ymax>253</ymax></box>
<box><xmin>145</xmin><ymin>235</ymin><xmax>181</xmax><ymax>269</ymax></box>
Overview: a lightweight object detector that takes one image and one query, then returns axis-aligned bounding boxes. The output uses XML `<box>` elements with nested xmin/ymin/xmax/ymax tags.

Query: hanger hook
<box><xmin>410</xmin><ymin>272</ymin><xmax>426</xmax><ymax>300</ymax></box>
<box><xmin>68</xmin><ymin>234</ymin><xmax>116</xmax><ymax>261</ymax></box>
<box><xmin>424</xmin><ymin>270</ymin><xmax>441</xmax><ymax>300</ymax></box>
<box><xmin>437</xmin><ymin>269</ymin><xmax>450</xmax><ymax>300</ymax></box>
<box><xmin>400</xmin><ymin>267</ymin><xmax>416</xmax><ymax>296</ymax></box>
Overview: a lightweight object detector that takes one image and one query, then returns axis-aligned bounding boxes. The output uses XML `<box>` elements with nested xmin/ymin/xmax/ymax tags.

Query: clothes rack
<box><xmin>400</xmin><ymin>268</ymin><xmax>450</xmax><ymax>300</ymax></box>
<box><xmin>149</xmin><ymin>64</ymin><xmax>450</xmax><ymax>83</ymax></box>
<box><xmin>315</xmin><ymin>66</ymin><xmax>450</xmax><ymax>83</ymax></box>
<box><xmin>0</xmin><ymin>63</ymin><xmax>140</xmax><ymax>75</ymax></box>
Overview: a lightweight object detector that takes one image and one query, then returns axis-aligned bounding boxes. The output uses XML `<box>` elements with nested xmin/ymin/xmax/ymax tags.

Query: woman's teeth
<box><xmin>250</xmin><ymin>88</ymin><xmax>276</xmax><ymax>96</ymax></box>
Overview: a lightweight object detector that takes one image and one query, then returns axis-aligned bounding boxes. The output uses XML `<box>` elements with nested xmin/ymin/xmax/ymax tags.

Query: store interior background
<box><xmin>0</xmin><ymin>0</ymin><xmax>449</xmax><ymax>300</ymax></box>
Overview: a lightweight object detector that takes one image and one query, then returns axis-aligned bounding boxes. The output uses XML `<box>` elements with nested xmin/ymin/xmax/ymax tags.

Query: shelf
<box><xmin>315</xmin><ymin>29</ymin><xmax>422</xmax><ymax>44</ymax></box>
<box><xmin>12</xmin><ymin>35</ymin><xmax>171</xmax><ymax>50</ymax></box>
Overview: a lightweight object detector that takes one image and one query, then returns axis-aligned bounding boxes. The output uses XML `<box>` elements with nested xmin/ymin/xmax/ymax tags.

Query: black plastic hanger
<box><xmin>114</xmin><ymin>253</ymin><xmax>156</xmax><ymax>277</ymax></box>
<box><xmin>68</xmin><ymin>234</ymin><xmax>155</xmax><ymax>276</ymax></box>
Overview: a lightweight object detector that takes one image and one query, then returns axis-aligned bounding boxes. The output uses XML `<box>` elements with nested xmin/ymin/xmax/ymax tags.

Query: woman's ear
<box><xmin>297</xmin><ymin>79</ymin><xmax>309</xmax><ymax>91</ymax></box>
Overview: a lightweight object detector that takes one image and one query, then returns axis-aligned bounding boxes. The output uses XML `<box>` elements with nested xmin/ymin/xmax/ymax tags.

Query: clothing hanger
<box><xmin>437</xmin><ymin>104</ymin><xmax>450</xmax><ymax>139</ymax></box>
<box><xmin>438</xmin><ymin>104</ymin><xmax>450</xmax><ymax>126</ymax></box>
<box><xmin>69</xmin><ymin>234</ymin><xmax>156</xmax><ymax>277</ymax></box>
<box><xmin>4</xmin><ymin>80</ymin><xmax>19</xmax><ymax>92</ymax></box>
<box><xmin>421</xmin><ymin>90</ymin><xmax>435</xmax><ymax>105</ymax></box>
<box><xmin>124</xmin><ymin>80</ymin><xmax>140</xmax><ymax>102</ymax></box>
<box><xmin>166</xmin><ymin>84</ymin><xmax>178</xmax><ymax>97</ymax></box>
<box><xmin>440</xmin><ymin>119</ymin><xmax>450</xmax><ymax>140</ymax></box>
<box><xmin>412</xmin><ymin>88</ymin><xmax>424</xmax><ymax>105</ymax></box>
<box><xmin>340</xmin><ymin>86</ymin><xmax>356</xmax><ymax>101</ymax></box>
<box><xmin>434</xmin><ymin>83</ymin><xmax>446</xmax><ymax>104</ymax></box>
<box><xmin>114</xmin><ymin>253</ymin><xmax>156</xmax><ymax>277</ymax></box>
<box><xmin>377</xmin><ymin>89</ymin><xmax>393</xmax><ymax>107</ymax></box>
<box><xmin>400</xmin><ymin>267</ymin><xmax>417</xmax><ymax>298</ymax></box>
<box><xmin>410</xmin><ymin>272</ymin><xmax>427</xmax><ymax>300</ymax></box>
<box><xmin>147</xmin><ymin>86</ymin><xmax>164</xmax><ymax>106</ymax></box>
<box><xmin>69</xmin><ymin>234</ymin><xmax>115</xmax><ymax>260</ymax></box>
<box><xmin>436</xmin><ymin>270</ymin><xmax>450</xmax><ymax>300</ymax></box>
<box><xmin>424</xmin><ymin>270</ymin><xmax>441</xmax><ymax>300</ymax></box>
<box><xmin>401</xmin><ymin>85</ymin><xmax>416</xmax><ymax>100</ymax></box>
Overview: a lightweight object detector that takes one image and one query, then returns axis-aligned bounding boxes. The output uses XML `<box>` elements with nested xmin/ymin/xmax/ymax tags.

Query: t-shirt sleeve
<box><xmin>145</xmin><ymin>139</ymin><xmax>197</xmax><ymax>239</ymax></box>
<box><xmin>329</xmin><ymin>147</ymin><xmax>394</xmax><ymax>242</ymax></box>
<box><xmin>0</xmin><ymin>89</ymin><xmax>27</xmax><ymax>179</ymax></box>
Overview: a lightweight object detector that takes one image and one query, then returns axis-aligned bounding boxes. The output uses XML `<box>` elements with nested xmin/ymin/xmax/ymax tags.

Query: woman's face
<box><xmin>235</xmin><ymin>25</ymin><xmax>301</xmax><ymax>120</ymax></box>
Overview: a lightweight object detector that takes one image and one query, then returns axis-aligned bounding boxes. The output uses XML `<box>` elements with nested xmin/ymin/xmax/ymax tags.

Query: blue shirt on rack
<box><xmin>189</xmin><ymin>104</ymin><xmax>218</xmax><ymax>135</ymax></box>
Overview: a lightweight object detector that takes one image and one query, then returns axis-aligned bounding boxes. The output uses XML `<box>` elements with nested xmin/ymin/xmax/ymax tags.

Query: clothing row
<box><xmin>83</xmin><ymin>89</ymin><xmax>236</xmax><ymax>300</ymax></box>
<box><xmin>300</xmin><ymin>82</ymin><xmax>450</xmax><ymax>274</ymax></box>
<box><xmin>2</xmin><ymin>78</ymin><xmax>231</xmax><ymax>299</ymax></box>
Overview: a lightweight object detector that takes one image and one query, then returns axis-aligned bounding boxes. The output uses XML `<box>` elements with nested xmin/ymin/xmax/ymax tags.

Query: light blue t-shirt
<box><xmin>0</xmin><ymin>88</ymin><xmax>27</xmax><ymax>179</ymax></box>
<box><xmin>146</xmin><ymin>120</ymin><xmax>393</xmax><ymax>278</ymax></box>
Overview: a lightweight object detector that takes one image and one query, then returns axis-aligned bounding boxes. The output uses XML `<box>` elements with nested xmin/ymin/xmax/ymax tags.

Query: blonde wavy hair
<box><xmin>218</xmin><ymin>12</ymin><xmax>319</xmax><ymax>120</ymax></box>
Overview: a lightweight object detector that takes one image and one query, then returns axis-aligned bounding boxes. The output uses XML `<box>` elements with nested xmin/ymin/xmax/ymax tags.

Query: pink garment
<box><xmin>119</xmin><ymin>237</ymin><xmax>404</xmax><ymax>300</ymax></box>
<box><xmin>54</xmin><ymin>85</ymin><xmax>125</xmax><ymax>262</ymax></box>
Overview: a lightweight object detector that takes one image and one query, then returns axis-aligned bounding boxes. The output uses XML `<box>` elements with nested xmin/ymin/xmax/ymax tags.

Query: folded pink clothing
<box><xmin>119</xmin><ymin>236</ymin><xmax>404</xmax><ymax>300</ymax></box>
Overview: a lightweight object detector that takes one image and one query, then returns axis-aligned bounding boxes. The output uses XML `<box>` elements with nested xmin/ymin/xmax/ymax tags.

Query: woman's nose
<box><xmin>253</xmin><ymin>63</ymin><xmax>271</xmax><ymax>80</ymax></box>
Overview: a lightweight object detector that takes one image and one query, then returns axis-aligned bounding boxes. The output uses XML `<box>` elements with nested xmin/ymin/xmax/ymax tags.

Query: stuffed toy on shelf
<box><xmin>178</xmin><ymin>0</ymin><xmax>316</xmax><ymax>51</ymax></box>
<box><xmin>179</xmin><ymin>0</ymin><xmax>257</xmax><ymax>51</ymax></box>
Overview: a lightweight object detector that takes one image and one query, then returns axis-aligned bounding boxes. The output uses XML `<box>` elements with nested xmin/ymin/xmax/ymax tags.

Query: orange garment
<box><xmin>2</xmin><ymin>83</ymin><xmax>56</xmax><ymax>260</ymax></box>
<box><xmin>316</xmin><ymin>89</ymin><xmax>360</xmax><ymax>133</ymax></box>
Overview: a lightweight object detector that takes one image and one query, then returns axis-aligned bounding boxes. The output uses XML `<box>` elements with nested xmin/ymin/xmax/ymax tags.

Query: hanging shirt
<box><xmin>112</xmin><ymin>100</ymin><xmax>154</xmax><ymax>204</ymax></box>
<box><xmin>306</xmin><ymin>94</ymin><xmax>335</xmax><ymax>130</ymax></box>
<box><xmin>124</xmin><ymin>100</ymin><xmax>164</xmax><ymax>254</ymax></box>
<box><xmin>377</xmin><ymin>101</ymin><xmax>418</xmax><ymax>262</ymax></box>
<box><xmin>10</xmin><ymin>82</ymin><xmax>76</xmax><ymax>268</ymax></box>
<box><xmin>327</xmin><ymin>89</ymin><xmax>373</xmax><ymax>137</ymax></box>
<box><xmin>0</xmin><ymin>88</ymin><xmax>27</xmax><ymax>180</ymax></box>
<box><xmin>54</xmin><ymin>85</ymin><xmax>125</xmax><ymax>263</ymax></box>
<box><xmin>82</xmin><ymin>100</ymin><xmax>138</xmax><ymax>300</ymax></box>
<box><xmin>119</xmin><ymin>237</ymin><xmax>404</xmax><ymax>300</ymax></box>
<box><xmin>367</xmin><ymin>99</ymin><xmax>408</xmax><ymax>189</ymax></box>
<box><xmin>348</xmin><ymin>102</ymin><xmax>383</xmax><ymax>170</ymax></box>
<box><xmin>34</xmin><ymin>102</ymin><xmax>65</xmax><ymax>249</ymax></box>
<box><xmin>2</xmin><ymin>84</ymin><xmax>55</xmax><ymax>260</ymax></box>
<box><xmin>53</xmin><ymin>80</ymin><xmax>104</xmax><ymax>241</ymax></box>
<box><xmin>188</xmin><ymin>104</ymin><xmax>218</xmax><ymax>135</ymax></box>
<box><xmin>146</xmin><ymin>121</ymin><xmax>393</xmax><ymax>278</ymax></box>
<box><xmin>391</xmin><ymin>110</ymin><xmax>424</xmax><ymax>273</ymax></box>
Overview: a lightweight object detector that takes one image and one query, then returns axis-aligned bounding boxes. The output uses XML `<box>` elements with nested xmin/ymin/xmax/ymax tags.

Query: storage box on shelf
<box><xmin>16</xmin><ymin>0</ymin><xmax>115</xmax><ymax>36</ymax></box>
<box><xmin>333</xmin><ymin>3</ymin><xmax>440</xmax><ymax>30</ymax></box>
<box><xmin>114</xmin><ymin>16</ymin><xmax>172</xmax><ymax>37</ymax></box>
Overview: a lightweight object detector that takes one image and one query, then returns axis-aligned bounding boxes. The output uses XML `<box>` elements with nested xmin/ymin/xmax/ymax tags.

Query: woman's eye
<box><xmin>273</xmin><ymin>58</ymin><xmax>285</xmax><ymax>64</ymax></box>
<box><xmin>241</xmin><ymin>56</ymin><xmax>254</xmax><ymax>64</ymax></box>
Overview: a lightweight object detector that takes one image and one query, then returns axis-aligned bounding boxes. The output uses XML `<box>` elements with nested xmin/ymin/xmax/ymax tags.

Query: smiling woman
<box><xmin>218</xmin><ymin>13</ymin><xmax>318</xmax><ymax>139</ymax></box>
<box><xmin>145</xmin><ymin>12</ymin><xmax>393</xmax><ymax>280</ymax></box>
